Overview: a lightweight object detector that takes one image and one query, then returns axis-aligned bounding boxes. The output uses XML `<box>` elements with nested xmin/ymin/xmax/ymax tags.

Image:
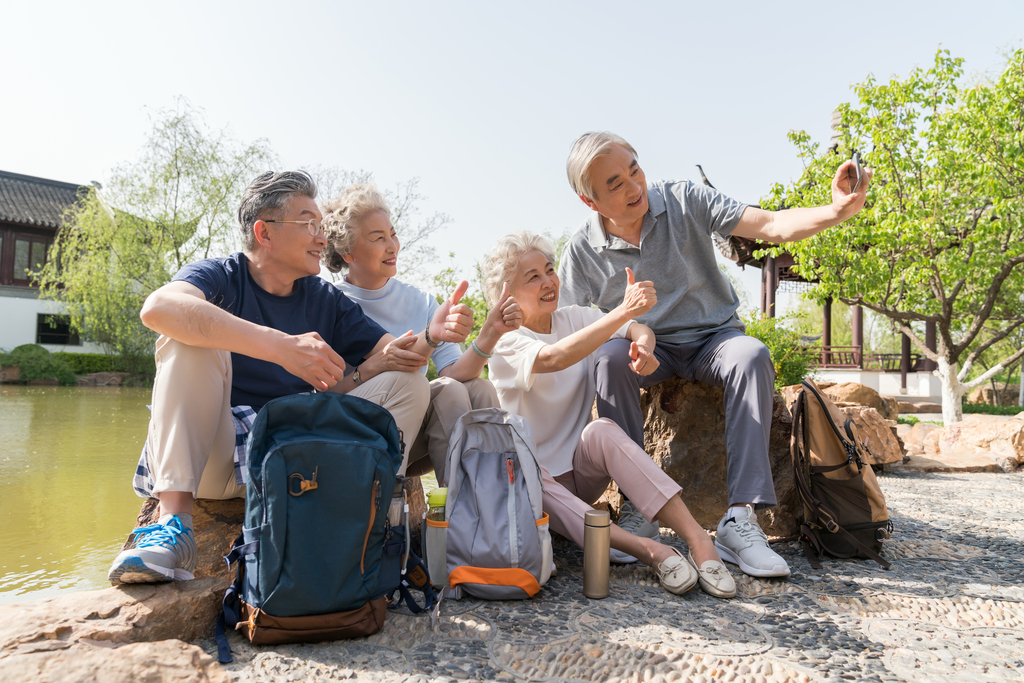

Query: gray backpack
<box><xmin>424</xmin><ymin>408</ymin><xmax>552</xmax><ymax>601</ymax></box>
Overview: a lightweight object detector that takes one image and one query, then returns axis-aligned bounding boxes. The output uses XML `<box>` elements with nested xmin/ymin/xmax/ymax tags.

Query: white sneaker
<box><xmin>714</xmin><ymin>505</ymin><xmax>791</xmax><ymax>578</ymax></box>
<box><xmin>611</xmin><ymin>501</ymin><xmax>660</xmax><ymax>564</ymax></box>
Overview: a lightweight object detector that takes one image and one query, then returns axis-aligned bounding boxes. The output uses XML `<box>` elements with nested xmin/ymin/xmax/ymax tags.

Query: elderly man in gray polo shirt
<box><xmin>557</xmin><ymin>131</ymin><xmax>871</xmax><ymax>578</ymax></box>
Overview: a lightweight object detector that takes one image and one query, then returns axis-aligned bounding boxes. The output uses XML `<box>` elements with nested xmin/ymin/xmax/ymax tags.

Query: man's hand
<box><xmin>429</xmin><ymin>280</ymin><xmax>474</xmax><ymax>344</ymax></box>
<box><xmin>485</xmin><ymin>282</ymin><xmax>522</xmax><ymax>336</ymax></box>
<box><xmin>364</xmin><ymin>331</ymin><xmax>428</xmax><ymax>376</ymax></box>
<box><xmin>831</xmin><ymin>158</ymin><xmax>874</xmax><ymax>222</ymax></box>
<box><xmin>277</xmin><ymin>331</ymin><xmax>347</xmax><ymax>391</ymax></box>
<box><xmin>621</xmin><ymin>267</ymin><xmax>657</xmax><ymax>319</ymax></box>
<box><xmin>628</xmin><ymin>341</ymin><xmax>659</xmax><ymax>376</ymax></box>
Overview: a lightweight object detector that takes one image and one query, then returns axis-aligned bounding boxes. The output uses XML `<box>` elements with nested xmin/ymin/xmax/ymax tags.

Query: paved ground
<box><xmin>201</xmin><ymin>470</ymin><xmax>1024</xmax><ymax>683</ymax></box>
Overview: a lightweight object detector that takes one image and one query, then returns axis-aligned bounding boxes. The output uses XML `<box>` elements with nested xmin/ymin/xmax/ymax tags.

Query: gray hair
<box><xmin>237</xmin><ymin>170</ymin><xmax>318</xmax><ymax>251</ymax></box>
<box><xmin>482</xmin><ymin>230</ymin><xmax>556</xmax><ymax>307</ymax></box>
<box><xmin>566</xmin><ymin>131</ymin><xmax>638</xmax><ymax>201</ymax></box>
<box><xmin>319</xmin><ymin>184</ymin><xmax>391</xmax><ymax>274</ymax></box>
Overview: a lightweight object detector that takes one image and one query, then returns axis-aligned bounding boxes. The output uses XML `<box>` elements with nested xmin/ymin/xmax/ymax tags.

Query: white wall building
<box><xmin>0</xmin><ymin>171</ymin><xmax>105</xmax><ymax>354</ymax></box>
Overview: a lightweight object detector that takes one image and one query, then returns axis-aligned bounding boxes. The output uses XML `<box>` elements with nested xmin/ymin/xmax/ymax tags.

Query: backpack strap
<box><xmin>215</xmin><ymin>533</ymin><xmax>248</xmax><ymax>664</ymax></box>
<box><xmin>798</xmin><ymin>523</ymin><xmax>825</xmax><ymax>570</ymax></box>
<box><xmin>390</xmin><ymin>551</ymin><xmax>436</xmax><ymax>614</ymax></box>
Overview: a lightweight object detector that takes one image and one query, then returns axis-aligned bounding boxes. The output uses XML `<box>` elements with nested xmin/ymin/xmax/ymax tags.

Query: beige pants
<box><xmin>146</xmin><ymin>336</ymin><xmax>431</xmax><ymax>499</ymax></box>
<box><xmin>405</xmin><ymin>376</ymin><xmax>499</xmax><ymax>485</ymax></box>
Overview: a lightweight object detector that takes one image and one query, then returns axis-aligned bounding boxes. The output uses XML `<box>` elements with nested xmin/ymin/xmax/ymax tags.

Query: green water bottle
<box><xmin>427</xmin><ymin>488</ymin><xmax>447</xmax><ymax>523</ymax></box>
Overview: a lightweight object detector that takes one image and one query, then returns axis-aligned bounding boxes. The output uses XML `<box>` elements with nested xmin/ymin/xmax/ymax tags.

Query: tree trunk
<box><xmin>935</xmin><ymin>357</ymin><xmax>964</xmax><ymax>425</ymax></box>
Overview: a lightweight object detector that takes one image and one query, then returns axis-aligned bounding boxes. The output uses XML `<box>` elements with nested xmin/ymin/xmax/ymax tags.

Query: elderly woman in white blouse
<box><xmin>484</xmin><ymin>231</ymin><xmax>735</xmax><ymax>598</ymax></box>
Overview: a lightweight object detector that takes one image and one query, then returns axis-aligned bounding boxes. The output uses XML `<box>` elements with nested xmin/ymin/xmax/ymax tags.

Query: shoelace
<box><xmin>731</xmin><ymin>516</ymin><xmax>769</xmax><ymax>546</ymax></box>
<box><xmin>134</xmin><ymin>521</ymin><xmax>188</xmax><ymax>549</ymax></box>
<box><xmin>618</xmin><ymin>506</ymin><xmax>650</xmax><ymax>535</ymax></box>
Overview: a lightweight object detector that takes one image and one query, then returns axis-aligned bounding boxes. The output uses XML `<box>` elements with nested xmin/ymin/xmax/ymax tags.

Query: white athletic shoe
<box><xmin>714</xmin><ymin>505</ymin><xmax>791</xmax><ymax>578</ymax></box>
<box><xmin>611</xmin><ymin>501</ymin><xmax>660</xmax><ymax>564</ymax></box>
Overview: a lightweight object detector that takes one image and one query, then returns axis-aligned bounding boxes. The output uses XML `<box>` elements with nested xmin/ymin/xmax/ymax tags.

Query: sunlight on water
<box><xmin>0</xmin><ymin>386</ymin><xmax>151</xmax><ymax>604</ymax></box>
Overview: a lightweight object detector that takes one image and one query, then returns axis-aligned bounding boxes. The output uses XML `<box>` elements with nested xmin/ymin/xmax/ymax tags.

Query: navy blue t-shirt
<box><xmin>172</xmin><ymin>253</ymin><xmax>387</xmax><ymax>411</ymax></box>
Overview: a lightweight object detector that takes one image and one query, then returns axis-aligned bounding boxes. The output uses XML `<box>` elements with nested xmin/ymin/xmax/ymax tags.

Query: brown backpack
<box><xmin>790</xmin><ymin>379</ymin><xmax>893</xmax><ymax>569</ymax></box>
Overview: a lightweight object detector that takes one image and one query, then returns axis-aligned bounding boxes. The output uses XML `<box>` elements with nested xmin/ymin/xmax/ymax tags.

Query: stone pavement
<box><xmin>202</xmin><ymin>471</ymin><xmax>1024</xmax><ymax>683</ymax></box>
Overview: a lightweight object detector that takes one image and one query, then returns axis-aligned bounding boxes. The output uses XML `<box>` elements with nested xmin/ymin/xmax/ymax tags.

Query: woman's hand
<box><xmin>362</xmin><ymin>331</ymin><xmax>427</xmax><ymax>377</ymax></box>
<box><xmin>628</xmin><ymin>340</ymin><xmax>659</xmax><ymax>376</ymax></box>
<box><xmin>620</xmin><ymin>267</ymin><xmax>657</xmax><ymax>319</ymax></box>
<box><xmin>429</xmin><ymin>280</ymin><xmax>474</xmax><ymax>344</ymax></box>
<box><xmin>483</xmin><ymin>282</ymin><xmax>521</xmax><ymax>338</ymax></box>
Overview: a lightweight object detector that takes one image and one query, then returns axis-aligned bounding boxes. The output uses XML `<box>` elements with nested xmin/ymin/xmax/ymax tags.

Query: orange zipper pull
<box><xmin>507</xmin><ymin>458</ymin><xmax>513</xmax><ymax>484</ymax></box>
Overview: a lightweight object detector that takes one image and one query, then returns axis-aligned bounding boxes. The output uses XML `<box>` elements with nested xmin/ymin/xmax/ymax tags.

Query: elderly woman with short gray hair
<box><xmin>484</xmin><ymin>230</ymin><xmax>736</xmax><ymax>599</ymax></box>
<box><xmin>321</xmin><ymin>183</ymin><xmax>522</xmax><ymax>483</ymax></box>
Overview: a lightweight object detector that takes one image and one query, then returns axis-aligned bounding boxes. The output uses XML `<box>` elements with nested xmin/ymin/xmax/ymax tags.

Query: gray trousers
<box><xmin>593</xmin><ymin>327</ymin><xmax>777</xmax><ymax>508</ymax></box>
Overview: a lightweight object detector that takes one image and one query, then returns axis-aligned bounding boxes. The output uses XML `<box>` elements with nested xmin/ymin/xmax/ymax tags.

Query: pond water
<box><xmin>0</xmin><ymin>386</ymin><xmax>150</xmax><ymax>604</ymax></box>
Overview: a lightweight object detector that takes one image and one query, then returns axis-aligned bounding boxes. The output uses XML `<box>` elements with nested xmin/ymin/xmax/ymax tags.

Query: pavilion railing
<box><xmin>805</xmin><ymin>346</ymin><xmax>926</xmax><ymax>372</ymax></box>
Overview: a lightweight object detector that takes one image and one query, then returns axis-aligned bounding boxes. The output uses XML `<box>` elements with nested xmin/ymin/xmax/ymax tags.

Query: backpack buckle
<box><xmin>288</xmin><ymin>467</ymin><xmax>319</xmax><ymax>496</ymax></box>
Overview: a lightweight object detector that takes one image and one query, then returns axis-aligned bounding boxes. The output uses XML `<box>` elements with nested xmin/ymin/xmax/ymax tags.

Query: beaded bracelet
<box><xmin>470</xmin><ymin>340</ymin><xmax>494</xmax><ymax>359</ymax></box>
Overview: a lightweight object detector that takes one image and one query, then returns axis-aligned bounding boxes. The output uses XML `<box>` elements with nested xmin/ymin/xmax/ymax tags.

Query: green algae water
<box><xmin>0</xmin><ymin>386</ymin><xmax>150</xmax><ymax>604</ymax></box>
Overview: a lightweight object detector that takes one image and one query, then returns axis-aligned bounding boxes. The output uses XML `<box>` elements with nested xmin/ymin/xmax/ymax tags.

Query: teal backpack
<box><xmin>215</xmin><ymin>392</ymin><xmax>433</xmax><ymax>662</ymax></box>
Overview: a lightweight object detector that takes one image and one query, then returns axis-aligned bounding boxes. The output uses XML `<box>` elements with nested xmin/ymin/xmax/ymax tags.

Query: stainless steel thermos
<box><xmin>583</xmin><ymin>509</ymin><xmax>610</xmax><ymax>598</ymax></box>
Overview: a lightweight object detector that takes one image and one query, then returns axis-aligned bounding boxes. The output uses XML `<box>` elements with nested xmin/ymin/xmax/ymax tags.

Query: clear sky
<box><xmin>3</xmin><ymin>0</ymin><xmax>1022</xmax><ymax>304</ymax></box>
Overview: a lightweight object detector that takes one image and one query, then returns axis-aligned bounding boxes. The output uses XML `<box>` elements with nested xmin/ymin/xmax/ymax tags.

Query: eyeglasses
<box><xmin>264</xmin><ymin>219</ymin><xmax>323</xmax><ymax>236</ymax></box>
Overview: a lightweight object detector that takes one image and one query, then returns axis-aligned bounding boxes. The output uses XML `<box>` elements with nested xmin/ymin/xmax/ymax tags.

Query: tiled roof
<box><xmin>0</xmin><ymin>170</ymin><xmax>88</xmax><ymax>229</ymax></box>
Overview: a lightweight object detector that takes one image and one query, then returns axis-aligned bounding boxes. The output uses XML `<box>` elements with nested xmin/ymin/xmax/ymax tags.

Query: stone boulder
<box><xmin>0</xmin><ymin>577</ymin><xmax>228</xmax><ymax>658</ymax></box>
<box><xmin>821</xmin><ymin>382</ymin><xmax>899</xmax><ymax>420</ymax></box>
<box><xmin>838</xmin><ymin>406</ymin><xmax>904</xmax><ymax>464</ymax></box>
<box><xmin>0</xmin><ymin>366</ymin><xmax>20</xmax><ymax>383</ymax></box>
<box><xmin>636</xmin><ymin>378</ymin><xmax>798</xmax><ymax>537</ymax></box>
<box><xmin>76</xmin><ymin>371</ymin><xmax>132</xmax><ymax>387</ymax></box>
<box><xmin>935</xmin><ymin>414</ymin><xmax>1024</xmax><ymax>472</ymax></box>
<box><xmin>0</xmin><ymin>639</ymin><xmax>229</xmax><ymax>682</ymax></box>
<box><xmin>967</xmin><ymin>383</ymin><xmax>1021</xmax><ymax>407</ymax></box>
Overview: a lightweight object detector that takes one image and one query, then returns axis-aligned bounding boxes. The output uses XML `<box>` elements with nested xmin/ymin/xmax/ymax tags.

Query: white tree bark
<box><xmin>935</xmin><ymin>357</ymin><xmax>964</xmax><ymax>425</ymax></box>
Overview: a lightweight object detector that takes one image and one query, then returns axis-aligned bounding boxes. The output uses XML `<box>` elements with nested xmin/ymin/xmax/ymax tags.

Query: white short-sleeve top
<box><xmin>489</xmin><ymin>305</ymin><xmax>631</xmax><ymax>476</ymax></box>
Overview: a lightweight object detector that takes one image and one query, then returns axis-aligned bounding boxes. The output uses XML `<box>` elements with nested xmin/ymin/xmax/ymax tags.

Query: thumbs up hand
<box><xmin>621</xmin><ymin>267</ymin><xmax>656</xmax><ymax>319</ymax></box>
<box><xmin>485</xmin><ymin>282</ymin><xmax>522</xmax><ymax>336</ymax></box>
<box><xmin>429</xmin><ymin>280</ymin><xmax>474</xmax><ymax>344</ymax></box>
<box><xmin>628</xmin><ymin>339</ymin><xmax>659</xmax><ymax>376</ymax></box>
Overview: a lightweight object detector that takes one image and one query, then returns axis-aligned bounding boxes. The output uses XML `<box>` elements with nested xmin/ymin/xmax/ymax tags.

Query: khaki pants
<box><xmin>405</xmin><ymin>376</ymin><xmax>499</xmax><ymax>486</ymax></box>
<box><xmin>146</xmin><ymin>336</ymin><xmax>431</xmax><ymax>499</ymax></box>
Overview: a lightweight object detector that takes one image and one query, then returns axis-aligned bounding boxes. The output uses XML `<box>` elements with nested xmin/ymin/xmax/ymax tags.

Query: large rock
<box><xmin>838</xmin><ymin>406</ymin><xmax>904</xmax><ymax>464</ymax></box>
<box><xmin>821</xmin><ymin>382</ymin><xmax>899</xmax><ymax>420</ymax></box>
<box><xmin>0</xmin><ymin>577</ymin><xmax>229</xmax><ymax>658</ymax></box>
<box><xmin>638</xmin><ymin>378</ymin><xmax>798</xmax><ymax>537</ymax></box>
<box><xmin>0</xmin><ymin>639</ymin><xmax>229</xmax><ymax>683</ymax></box>
<box><xmin>0</xmin><ymin>366</ymin><xmax>20</xmax><ymax>383</ymax></box>
<box><xmin>967</xmin><ymin>383</ymin><xmax>1021</xmax><ymax>407</ymax></box>
<box><xmin>935</xmin><ymin>414</ymin><xmax>1024</xmax><ymax>472</ymax></box>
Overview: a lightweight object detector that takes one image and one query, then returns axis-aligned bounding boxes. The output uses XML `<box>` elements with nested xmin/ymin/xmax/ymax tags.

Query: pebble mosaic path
<box><xmin>202</xmin><ymin>471</ymin><xmax>1024</xmax><ymax>683</ymax></box>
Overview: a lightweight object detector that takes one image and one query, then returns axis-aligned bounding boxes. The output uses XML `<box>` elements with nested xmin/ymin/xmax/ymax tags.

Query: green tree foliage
<box><xmin>0</xmin><ymin>344</ymin><xmax>77</xmax><ymax>385</ymax></box>
<box><xmin>34</xmin><ymin>102</ymin><xmax>274</xmax><ymax>364</ymax></box>
<box><xmin>761</xmin><ymin>49</ymin><xmax>1024</xmax><ymax>424</ymax></box>
<box><xmin>308</xmin><ymin>166</ymin><xmax>451</xmax><ymax>289</ymax></box>
<box><xmin>742</xmin><ymin>312</ymin><xmax>815</xmax><ymax>390</ymax></box>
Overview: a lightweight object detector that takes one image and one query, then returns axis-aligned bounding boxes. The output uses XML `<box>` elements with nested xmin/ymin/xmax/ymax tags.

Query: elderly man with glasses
<box><xmin>108</xmin><ymin>170</ymin><xmax>471</xmax><ymax>585</ymax></box>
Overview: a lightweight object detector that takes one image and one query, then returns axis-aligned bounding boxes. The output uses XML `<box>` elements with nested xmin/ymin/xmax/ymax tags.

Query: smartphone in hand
<box><xmin>851</xmin><ymin>152</ymin><xmax>862</xmax><ymax>193</ymax></box>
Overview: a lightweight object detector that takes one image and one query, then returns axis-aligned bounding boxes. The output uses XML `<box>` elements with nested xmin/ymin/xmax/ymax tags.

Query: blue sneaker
<box><xmin>108</xmin><ymin>515</ymin><xmax>197</xmax><ymax>584</ymax></box>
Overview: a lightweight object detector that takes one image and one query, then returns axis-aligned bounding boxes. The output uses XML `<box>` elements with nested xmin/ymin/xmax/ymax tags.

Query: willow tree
<box><xmin>35</xmin><ymin>102</ymin><xmax>274</xmax><ymax>362</ymax></box>
<box><xmin>762</xmin><ymin>49</ymin><xmax>1024</xmax><ymax>425</ymax></box>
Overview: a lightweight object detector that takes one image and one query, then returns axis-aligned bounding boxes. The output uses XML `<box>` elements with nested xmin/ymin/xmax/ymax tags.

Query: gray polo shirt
<box><xmin>558</xmin><ymin>179</ymin><xmax>748</xmax><ymax>345</ymax></box>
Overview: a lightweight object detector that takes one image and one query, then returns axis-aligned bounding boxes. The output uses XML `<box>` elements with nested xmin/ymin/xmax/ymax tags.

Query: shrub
<box><xmin>742</xmin><ymin>311</ymin><xmax>816</xmax><ymax>391</ymax></box>
<box><xmin>1</xmin><ymin>344</ymin><xmax>77</xmax><ymax>385</ymax></box>
<box><xmin>962</xmin><ymin>402</ymin><xmax>1024</xmax><ymax>416</ymax></box>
